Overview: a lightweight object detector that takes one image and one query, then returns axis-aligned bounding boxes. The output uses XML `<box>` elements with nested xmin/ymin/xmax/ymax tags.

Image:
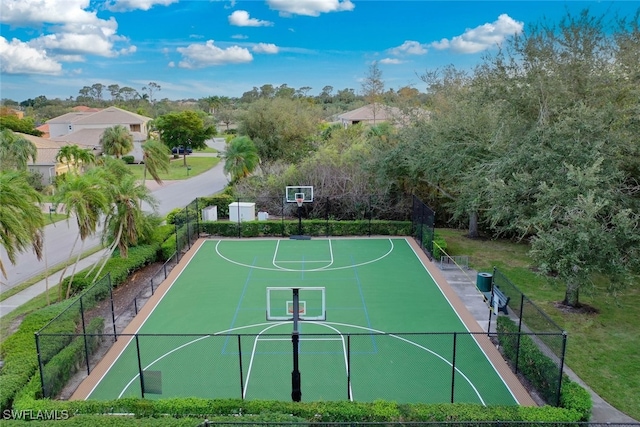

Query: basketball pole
<box><xmin>296</xmin><ymin>197</ymin><xmax>303</xmax><ymax>237</ymax></box>
<box><xmin>291</xmin><ymin>288</ymin><xmax>302</xmax><ymax>401</ymax></box>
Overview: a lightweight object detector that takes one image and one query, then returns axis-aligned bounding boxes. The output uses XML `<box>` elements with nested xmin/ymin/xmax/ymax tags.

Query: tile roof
<box><xmin>72</xmin><ymin>106</ymin><xmax>150</xmax><ymax>125</ymax></box>
<box><xmin>338</xmin><ymin>103</ymin><xmax>402</xmax><ymax>122</ymax></box>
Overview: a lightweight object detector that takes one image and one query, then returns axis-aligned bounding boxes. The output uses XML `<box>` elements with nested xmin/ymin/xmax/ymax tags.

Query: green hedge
<box><xmin>496</xmin><ymin>316</ymin><xmax>592</xmax><ymax>420</ymax></box>
<box><xmin>0</xmin><ymin>301</ymin><xmax>75</xmax><ymax>411</ymax></box>
<box><xmin>200</xmin><ymin>220</ymin><xmax>412</xmax><ymax>238</ymax></box>
<box><xmin>9</xmin><ymin>398</ymin><xmax>581</xmax><ymax>423</ymax></box>
<box><xmin>2</xmin><ymin>241</ymin><xmax>162</xmax><ymax>412</ymax></box>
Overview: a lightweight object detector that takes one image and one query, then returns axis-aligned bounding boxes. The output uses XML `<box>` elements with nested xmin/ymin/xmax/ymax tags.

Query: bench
<box><xmin>481</xmin><ymin>286</ymin><xmax>510</xmax><ymax>315</ymax></box>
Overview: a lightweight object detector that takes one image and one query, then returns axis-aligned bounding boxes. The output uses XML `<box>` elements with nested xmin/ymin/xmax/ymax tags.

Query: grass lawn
<box><xmin>437</xmin><ymin>228</ymin><xmax>640</xmax><ymax>421</ymax></box>
<box><xmin>127</xmin><ymin>156</ymin><xmax>220</xmax><ymax>181</ymax></box>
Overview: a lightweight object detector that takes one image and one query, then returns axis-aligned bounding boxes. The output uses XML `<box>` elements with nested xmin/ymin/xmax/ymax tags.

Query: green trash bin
<box><xmin>477</xmin><ymin>272</ymin><xmax>493</xmax><ymax>292</ymax></box>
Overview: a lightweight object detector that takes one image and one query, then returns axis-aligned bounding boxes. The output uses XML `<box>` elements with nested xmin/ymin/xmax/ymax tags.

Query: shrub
<box><xmin>122</xmin><ymin>155</ymin><xmax>135</xmax><ymax>164</ymax></box>
<box><xmin>496</xmin><ymin>316</ymin><xmax>592</xmax><ymax>420</ymax></box>
<box><xmin>10</xmin><ymin>398</ymin><xmax>582</xmax><ymax>422</ymax></box>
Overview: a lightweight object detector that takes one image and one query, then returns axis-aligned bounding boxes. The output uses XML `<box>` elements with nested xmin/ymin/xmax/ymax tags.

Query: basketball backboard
<box><xmin>266</xmin><ymin>287</ymin><xmax>326</xmax><ymax>321</ymax></box>
<box><xmin>285</xmin><ymin>186</ymin><xmax>314</xmax><ymax>203</ymax></box>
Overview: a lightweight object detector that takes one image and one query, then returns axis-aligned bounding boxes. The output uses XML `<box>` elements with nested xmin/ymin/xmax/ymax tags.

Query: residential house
<box><xmin>47</xmin><ymin>106</ymin><xmax>151</xmax><ymax>162</ymax></box>
<box><xmin>337</xmin><ymin>103</ymin><xmax>429</xmax><ymax>128</ymax></box>
<box><xmin>20</xmin><ymin>133</ymin><xmax>94</xmax><ymax>186</ymax></box>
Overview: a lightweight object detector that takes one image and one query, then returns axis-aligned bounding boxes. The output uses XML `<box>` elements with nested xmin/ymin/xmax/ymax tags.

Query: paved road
<box><xmin>0</xmin><ymin>139</ymin><xmax>228</xmax><ymax>292</ymax></box>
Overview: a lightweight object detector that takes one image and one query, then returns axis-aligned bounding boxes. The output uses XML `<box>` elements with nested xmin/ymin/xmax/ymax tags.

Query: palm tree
<box><xmin>86</xmin><ymin>162</ymin><xmax>158</xmax><ymax>283</ymax></box>
<box><xmin>0</xmin><ymin>171</ymin><xmax>44</xmax><ymax>279</ymax></box>
<box><xmin>0</xmin><ymin>129</ymin><xmax>37</xmax><ymax>170</ymax></box>
<box><xmin>100</xmin><ymin>125</ymin><xmax>133</xmax><ymax>159</ymax></box>
<box><xmin>56</xmin><ymin>144</ymin><xmax>96</xmax><ymax>175</ymax></box>
<box><xmin>222</xmin><ymin>136</ymin><xmax>260</xmax><ymax>182</ymax></box>
<box><xmin>141</xmin><ymin>139</ymin><xmax>170</xmax><ymax>185</ymax></box>
<box><xmin>54</xmin><ymin>170</ymin><xmax>110</xmax><ymax>299</ymax></box>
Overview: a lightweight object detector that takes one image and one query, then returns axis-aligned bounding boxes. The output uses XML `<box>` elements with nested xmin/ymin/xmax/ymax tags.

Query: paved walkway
<box><xmin>437</xmin><ymin>264</ymin><xmax>638</xmax><ymax>423</ymax></box>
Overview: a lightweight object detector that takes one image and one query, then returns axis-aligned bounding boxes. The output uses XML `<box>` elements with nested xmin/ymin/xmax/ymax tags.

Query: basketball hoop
<box><xmin>296</xmin><ymin>196</ymin><xmax>304</xmax><ymax>207</ymax></box>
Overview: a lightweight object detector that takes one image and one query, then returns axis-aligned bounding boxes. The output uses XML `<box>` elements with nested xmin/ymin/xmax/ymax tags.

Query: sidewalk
<box><xmin>0</xmin><ymin>249</ymin><xmax>108</xmax><ymax>318</ymax></box>
<box><xmin>437</xmin><ymin>264</ymin><xmax>639</xmax><ymax>423</ymax></box>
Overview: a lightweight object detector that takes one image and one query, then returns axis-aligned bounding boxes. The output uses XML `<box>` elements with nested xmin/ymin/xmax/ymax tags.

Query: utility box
<box><xmin>258</xmin><ymin>211</ymin><xmax>269</xmax><ymax>221</ymax></box>
<box><xmin>229</xmin><ymin>202</ymin><xmax>255</xmax><ymax>222</ymax></box>
<box><xmin>202</xmin><ymin>206</ymin><xmax>218</xmax><ymax>222</ymax></box>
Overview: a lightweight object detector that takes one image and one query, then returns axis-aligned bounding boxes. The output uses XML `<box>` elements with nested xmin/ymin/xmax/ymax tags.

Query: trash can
<box><xmin>476</xmin><ymin>272</ymin><xmax>493</xmax><ymax>292</ymax></box>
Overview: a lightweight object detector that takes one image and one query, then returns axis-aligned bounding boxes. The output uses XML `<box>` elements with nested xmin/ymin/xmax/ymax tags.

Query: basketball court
<box><xmin>72</xmin><ymin>237</ymin><xmax>534</xmax><ymax>405</ymax></box>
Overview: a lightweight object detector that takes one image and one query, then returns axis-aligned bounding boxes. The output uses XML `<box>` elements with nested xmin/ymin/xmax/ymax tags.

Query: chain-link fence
<box><xmin>171</xmin><ymin>194</ymin><xmax>415</xmax><ymax>241</ymax></box>
<box><xmin>35</xmin><ymin>273</ymin><xmax>115</xmax><ymax>399</ymax></box>
<box><xmin>35</xmin><ymin>251</ymin><xmax>180</xmax><ymax>399</ymax></box>
<box><xmin>491</xmin><ymin>268</ymin><xmax>567</xmax><ymax>407</ymax></box>
<box><xmin>37</xmin><ymin>331</ymin><xmax>554</xmax><ymax>404</ymax></box>
<box><xmin>412</xmin><ymin>195</ymin><xmax>435</xmax><ymax>259</ymax></box>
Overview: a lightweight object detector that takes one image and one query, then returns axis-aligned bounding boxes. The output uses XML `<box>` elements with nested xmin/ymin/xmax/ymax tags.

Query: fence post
<box><xmin>175</xmin><ymin>222</ymin><xmax>180</xmax><ymax>263</ymax></box>
<box><xmin>79</xmin><ymin>297</ymin><xmax>91</xmax><ymax>375</ymax></box>
<box><xmin>35</xmin><ymin>333</ymin><xmax>46</xmax><ymax>398</ymax></box>
<box><xmin>185</xmin><ymin>205</ymin><xmax>192</xmax><ymax>249</ymax></box>
<box><xmin>325</xmin><ymin>197</ymin><xmax>330</xmax><ymax>237</ymax></box>
<box><xmin>237</xmin><ymin>197</ymin><xmax>241</xmax><ymax>239</ymax></box>
<box><xmin>556</xmin><ymin>331</ymin><xmax>568</xmax><ymax>406</ymax></box>
<box><xmin>135</xmin><ymin>334</ymin><xmax>145</xmax><ymax>398</ymax></box>
<box><xmin>195</xmin><ymin>198</ymin><xmax>200</xmax><ymax>239</ymax></box>
<box><xmin>238</xmin><ymin>335</ymin><xmax>244</xmax><ymax>400</ymax></box>
<box><xmin>347</xmin><ymin>334</ymin><xmax>351</xmax><ymax>400</ymax></box>
<box><xmin>514</xmin><ymin>294</ymin><xmax>525</xmax><ymax>374</ymax></box>
<box><xmin>367</xmin><ymin>195</ymin><xmax>372</xmax><ymax>237</ymax></box>
<box><xmin>451</xmin><ymin>332</ymin><xmax>457</xmax><ymax>403</ymax></box>
<box><xmin>109</xmin><ymin>277</ymin><xmax>117</xmax><ymax>341</ymax></box>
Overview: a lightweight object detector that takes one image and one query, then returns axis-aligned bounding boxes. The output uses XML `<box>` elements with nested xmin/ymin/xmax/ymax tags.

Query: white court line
<box><xmin>406</xmin><ymin>238</ymin><xmax>516</xmax><ymax>405</ymax></box>
<box><xmin>272</xmin><ymin>239</ymin><xmax>334</xmax><ymax>270</ymax></box>
<box><xmin>216</xmin><ymin>238</ymin><xmax>393</xmax><ymax>272</ymax></box>
<box><xmin>114</xmin><ymin>319</ymin><xmax>486</xmax><ymax>404</ymax></box>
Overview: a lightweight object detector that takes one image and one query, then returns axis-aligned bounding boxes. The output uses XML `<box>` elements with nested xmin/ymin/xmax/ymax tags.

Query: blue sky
<box><xmin>1</xmin><ymin>1</ymin><xmax>637</xmax><ymax>102</ymax></box>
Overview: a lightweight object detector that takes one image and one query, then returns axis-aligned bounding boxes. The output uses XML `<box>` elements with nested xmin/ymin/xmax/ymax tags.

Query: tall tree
<box><xmin>0</xmin><ymin>129</ymin><xmax>37</xmax><ymax>170</ymax></box>
<box><xmin>0</xmin><ymin>171</ymin><xmax>44</xmax><ymax>279</ymax></box>
<box><xmin>237</xmin><ymin>97</ymin><xmax>322</xmax><ymax>167</ymax></box>
<box><xmin>54</xmin><ymin>170</ymin><xmax>110</xmax><ymax>299</ymax></box>
<box><xmin>154</xmin><ymin>110</ymin><xmax>215</xmax><ymax>166</ymax></box>
<box><xmin>100</xmin><ymin>125</ymin><xmax>133</xmax><ymax>159</ymax></box>
<box><xmin>223</xmin><ymin>136</ymin><xmax>259</xmax><ymax>182</ymax></box>
<box><xmin>361</xmin><ymin>61</ymin><xmax>385</xmax><ymax>124</ymax></box>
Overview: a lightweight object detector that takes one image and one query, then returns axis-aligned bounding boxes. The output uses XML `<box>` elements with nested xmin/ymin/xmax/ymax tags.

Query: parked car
<box><xmin>172</xmin><ymin>146</ymin><xmax>193</xmax><ymax>154</ymax></box>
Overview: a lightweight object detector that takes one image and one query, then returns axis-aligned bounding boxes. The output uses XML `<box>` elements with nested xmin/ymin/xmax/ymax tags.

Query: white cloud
<box><xmin>106</xmin><ymin>0</ymin><xmax>179</xmax><ymax>12</ymax></box>
<box><xmin>388</xmin><ymin>40</ymin><xmax>427</xmax><ymax>56</ymax></box>
<box><xmin>252</xmin><ymin>43</ymin><xmax>279</xmax><ymax>54</ymax></box>
<box><xmin>379</xmin><ymin>58</ymin><xmax>403</xmax><ymax>65</ymax></box>
<box><xmin>431</xmin><ymin>14</ymin><xmax>523</xmax><ymax>54</ymax></box>
<box><xmin>168</xmin><ymin>61</ymin><xmax>175</xmax><ymax>67</ymax></box>
<box><xmin>267</xmin><ymin>0</ymin><xmax>354</xmax><ymax>17</ymax></box>
<box><xmin>232</xmin><ymin>34</ymin><xmax>249</xmax><ymax>39</ymax></box>
<box><xmin>177</xmin><ymin>40</ymin><xmax>253</xmax><ymax>68</ymax></box>
<box><xmin>0</xmin><ymin>0</ymin><xmax>101</xmax><ymax>26</ymax></box>
<box><xmin>229</xmin><ymin>10</ymin><xmax>273</xmax><ymax>27</ymax></box>
<box><xmin>33</xmin><ymin>32</ymin><xmax>116</xmax><ymax>57</ymax></box>
<box><xmin>0</xmin><ymin>36</ymin><xmax>63</xmax><ymax>74</ymax></box>
<box><xmin>0</xmin><ymin>0</ymin><xmax>134</xmax><ymax>65</ymax></box>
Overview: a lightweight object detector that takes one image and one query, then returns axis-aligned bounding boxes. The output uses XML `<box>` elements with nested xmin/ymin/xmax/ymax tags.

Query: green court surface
<box><xmin>87</xmin><ymin>238</ymin><xmax>518</xmax><ymax>405</ymax></box>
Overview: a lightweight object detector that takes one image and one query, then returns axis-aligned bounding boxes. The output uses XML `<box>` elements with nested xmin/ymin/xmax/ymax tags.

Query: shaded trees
<box><xmin>237</xmin><ymin>98</ymin><xmax>322</xmax><ymax>167</ymax></box>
